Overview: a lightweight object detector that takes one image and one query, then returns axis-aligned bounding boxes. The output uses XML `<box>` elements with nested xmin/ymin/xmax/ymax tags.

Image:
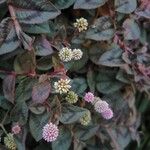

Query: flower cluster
<box><xmin>83</xmin><ymin>93</ymin><xmax>113</xmax><ymax>120</ymax></box>
<box><xmin>59</xmin><ymin>47</ymin><xmax>83</xmax><ymax>62</ymax></box>
<box><xmin>65</xmin><ymin>91</ymin><xmax>78</xmax><ymax>104</ymax></box>
<box><xmin>54</xmin><ymin>78</ymin><xmax>71</xmax><ymax>94</ymax></box>
<box><xmin>11</xmin><ymin>124</ymin><xmax>21</xmax><ymax>135</ymax></box>
<box><xmin>80</xmin><ymin>110</ymin><xmax>91</xmax><ymax>126</ymax></box>
<box><xmin>74</xmin><ymin>17</ymin><xmax>88</xmax><ymax>32</ymax></box>
<box><xmin>94</xmin><ymin>97</ymin><xmax>113</xmax><ymax>120</ymax></box>
<box><xmin>4</xmin><ymin>133</ymin><xmax>17</xmax><ymax>150</ymax></box>
<box><xmin>42</xmin><ymin>122</ymin><xmax>59</xmax><ymax>142</ymax></box>
<box><xmin>84</xmin><ymin>92</ymin><xmax>94</xmax><ymax>103</ymax></box>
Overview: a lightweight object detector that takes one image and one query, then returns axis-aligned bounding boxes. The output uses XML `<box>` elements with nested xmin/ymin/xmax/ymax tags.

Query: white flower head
<box><xmin>72</xmin><ymin>49</ymin><xmax>83</xmax><ymax>60</ymax></box>
<box><xmin>54</xmin><ymin>78</ymin><xmax>71</xmax><ymax>94</ymax></box>
<box><xmin>74</xmin><ymin>17</ymin><xmax>88</xmax><ymax>32</ymax></box>
<box><xmin>59</xmin><ymin>47</ymin><xmax>73</xmax><ymax>62</ymax></box>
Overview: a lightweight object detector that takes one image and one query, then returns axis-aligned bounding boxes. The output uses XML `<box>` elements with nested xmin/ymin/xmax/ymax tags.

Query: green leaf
<box><xmin>115</xmin><ymin>0</ymin><xmax>137</xmax><ymax>14</ymax></box>
<box><xmin>71</xmin><ymin>78</ymin><xmax>87</xmax><ymax>95</ymax></box>
<box><xmin>75</xmin><ymin>124</ymin><xmax>99</xmax><ymax>141</ymax></box>
<box><xmin>3</xmin><ymin>75</ymin><xmax>16</xmax><ymax>104</ymax></box>
<box><xmin>87</xmin><ymin>68</ymin><xmax>96</xmax><ymax>93</ymax></box>
<box><xmin>52</xmin><ymin>127</ymin><xmax>72</xmax><ymax>150</ymax></box>
<box><xmin>32</xmin><ymin>81</ymin><xmax>51</xmax><ymax>104</ymax></box>
<box><xmin>123</xmin><ymin>18</ymin><xmax>141</xmax><ymax>40</ymax></box>
<box><xmin>29</xmin><ymin>105</ymin><xmax>46</xmax><ymax>115</ymax></box>
<box><xmin>16</xmin><ymin>77</ymin><xmax>37</xmax><ymax>103</ymax></box>
<box><xmin>0</xmin><ymin>18</ymin><xmax>20</xmax><ymax>55</ymax></box>
<box><xmin>0</xmin><ymin>95</ymin><xmax>12</xmax><ymax>110</ymax></box>
<box><xmin>34</xmin><ymin>36</ymin><xmax>54</xmax><ymax>56</ymax></box>
<box><xmin>98</xmin><ymin>45</ymin><xmax>125</xmax><ymax>67</ymax></box>
<box><xmin>9</xmin><ymin>0</ymin><xmax>61</xmax><ymax>24</ymax></box>
<box><xmin>14</xmin><ymin>50</ymin><xmax>36</xmax><ymax>74</ymax></box>
<box><xmin>55</xmin><ymin>0</ymin><xmax>76</xmax><ymax>9</ymax></box>
<box><xmin>96</xmin><ymin>69</ymin><xmax>124</xmax><ymax>94</ymax></box>
<box><xmin>59</xmin><ymin>104</ymin><xmax>87</xmax><ymax>124</ymax></box>
<box><xmin>29</xmin><ymin>112</ymin><xmax>50</xmax><ymax>141</ymax></box>
<box><xmin>22</xmin><ymin>22</ymin><xmax>51</xmax><ymax>34</ymax></box>
<box><xmin>11</xmin><ymin>102</ymin><xmax>28</xmax><ymax>125</ymax></box>
<box><xmin>74</xmin><ymin>0</ymin><xmax>107</xmax><ymax>9</ymax></box>
<box><xmin>37</xmin><ymin>56</ymin><xmax>53</xmax><ymax>71</ymax></box>
<box><xmin>86</xmin><ymin>28</ymin><xmax>115</xmax><ymax>41</ymax></box>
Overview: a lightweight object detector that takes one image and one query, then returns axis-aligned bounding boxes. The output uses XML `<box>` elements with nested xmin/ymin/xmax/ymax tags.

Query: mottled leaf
<box><xmin>32</xmin><ymin>81</ymin><xmax>51</xmax><ymax>104</ymax></box>
<box><xmin>115</xmin><ymin>0</ymin><xmax>137</xmax><ymax>14</ymax></box>
<box><xmin>74</xmin><ymin>0</ymin><xmax>107</xmax><ymax>9</ymax></box>
<box><xmin>3</xmin><ymin>75</ymin><xmax>16</xmax><ymax>103</ymax></box>
<box><xmin>59</xmin><ymin>104</ymin><xmax>87</xmax><ymax>124</ymax></box>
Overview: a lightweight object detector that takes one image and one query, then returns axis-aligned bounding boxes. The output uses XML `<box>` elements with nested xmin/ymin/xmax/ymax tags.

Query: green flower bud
<box><xmin>4</xmin><ymin>133</ymin><xmax>16</xmax><ymax>150</ymax></box>
<box><xmin>65</xmin><ymin>91</ymin><xmax>78</xmax><ymax>104</ymax></box>
<box><xmin>80</xmin><ymin>110</ymin><xmax>91</xmax><ymax>126</ymax></box>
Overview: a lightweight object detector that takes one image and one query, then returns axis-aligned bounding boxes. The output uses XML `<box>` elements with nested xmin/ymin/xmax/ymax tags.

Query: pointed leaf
<box><xmin>3</xmin><ymin>75</ymin><xmax>16</xmax><ymax>104</ymax></box>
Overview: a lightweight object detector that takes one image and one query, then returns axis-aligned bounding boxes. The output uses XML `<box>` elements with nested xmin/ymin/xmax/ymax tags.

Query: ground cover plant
<box><xmin>0</xmin><ymin>0</ymin><xmax>149</xmax><ymax>149</ymax></box>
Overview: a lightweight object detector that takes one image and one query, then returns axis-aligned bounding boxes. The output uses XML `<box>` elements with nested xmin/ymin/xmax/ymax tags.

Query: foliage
<box><xmin>0</xmin><ymin>0</ymin><xmax>149</xmax><ymax>149</ymax></box>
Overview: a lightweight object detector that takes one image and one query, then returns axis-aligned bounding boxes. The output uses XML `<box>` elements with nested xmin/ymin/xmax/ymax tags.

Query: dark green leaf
<box><xmin>52</xmin><ymin>127</ymin><xmax>72</xmax><ymax>150</ymax></box>
<box><xmin>29</xmin><ymin>112</ymin><xmax>50</xmax><ymax>141</ymax></box>
<box><xmin>115</xmin><ymin>0</ymin><xmax>137</xmax><ymax>14</ymax></box>
<box><xmin>9</xmin><ymin>0</ymin><xmax>61</xmax><ymax>24</ymax></box>
<box><xmin>74</xmin><ymin>0</ymin><xmax>107</xmax><ymax>9</ymax></box>
<box><xmin>55</xmin><ymin>0</ymin><xmax>76</xmax><ymax>9</ymax></box>
<box><xmin>59</xmin><ymin>104</ymin><xmax>87</xmax><ymax>124</ymax></box>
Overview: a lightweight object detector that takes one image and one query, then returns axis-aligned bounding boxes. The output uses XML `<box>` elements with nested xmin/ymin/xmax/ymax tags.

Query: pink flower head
<box><xmin>42</xmin><ymin>123</ymin><xmax>59</xmax><ymax>142</ymax></box>
<box><xmin>84</xmin><ymin>92</ymin><xmax>94</xmax><ymax>103</ymax></box>
<box><xmin>101</xmin><ymin>108</ymin><xmax>113</xmax><ymax>120</ymax></box>
<box><xmin>11</xmin><ymin>124</ymin><xmax>21</xmax><ymax>135</ymax></box>
<box><xmin>94</xmin><ymin>100</ymin><xmax>109</xmax><ymax>113</ymax></box>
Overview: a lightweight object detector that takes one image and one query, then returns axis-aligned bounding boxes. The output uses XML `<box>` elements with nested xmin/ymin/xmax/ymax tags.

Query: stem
<box><xmin>0</xmin><ymin>124</ymin><xmax>8</xmax><ymax>135</ymax></box>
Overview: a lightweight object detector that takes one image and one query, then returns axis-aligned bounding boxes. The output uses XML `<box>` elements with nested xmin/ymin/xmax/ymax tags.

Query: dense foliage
<box><xmin>0</xmin><ymin>0</ymin><xmax>149</xmax><ymax>149</ymax></box>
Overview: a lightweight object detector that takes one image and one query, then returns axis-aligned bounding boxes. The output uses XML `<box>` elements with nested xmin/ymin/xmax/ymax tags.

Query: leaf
<box><xmin>0</xmin><ymin>95</ymin><xmax>12</xmax><ymax>110</ymax></box>
<box><xmin>115</xmin><ymin>0</ymin><xmax>137</xmax><ymax>14</ymax></box>
<box><xmin>135</xmin><ymin>8</ymin><xmax>150</xmax><ymax>19</ymax></box>
<box><xmin>52</xmin><ymin>127</ymin><xmax>72</xmax><ymax>150</ymax></box>
<box><xmin>29</xmin><ymin>112</ymin><xmax>50</xmax><ymax>141</ymax></box>
<box><xmin>87</xmin><ymin>68</ymin><xmax>96</xmax><ymax>93</ymax></box>
<box><xmin>96</xmin><ymin>69</ymin><xmax>124</xmax><ymax>94</ymax></box>
<box><xmin>55</xmin><ymin>0</ymin><xmax>76</xmax><ymax>9</ymax></box>
<box><xmin>22</xmin><ymin>22</ymin><xmax>51</xmax><ymax>34</ymax></box>
<box><xmin>37</xmin><ymin>56</ymin><xmax>53</xmax><ymax>71</ymax></box>
<box><xmin>0</xmin><ymin>18</ymin><xmax>20</xmax><ymax>55</ymax></box>
<box><xmin>8</xmin><ymin>0</ymin><xmax>61</xmax><ymax>24</ymax></box>
<box><xmin>29</xmin><ymin>105</ymin><xmax>45</xmax><ymax>114</ymax></box>
<box><xmin>71</xmin><ymin>78</ymin><xmax>87</xmax><ymax>95</ymax></box>
<box><xmin>98</xmin><ymin>45</ymin><xmax>125</xmax><ymax>67</ymax></box>
<box><xmin>59</xmin><ymin>104</ymin><xmax>87</xmax><ymax>124</ymax></box>
<box><xmin>14</xmin><ymin>50</ymin><xmax>36</xmax><ymax>74</ymax></box>
<box><xmin>123</xmin><ymin>18</ymin><xmax>141</xmax><ymax>40</ymax></box>
<box><xmin>16</xmin><ymin>77</ymin><xmax>37</xmax><ymax>103</ymax></box>
<box><xmin>34</xmin><ymin>36</ymin><xmax>54</xmax><ymax>56</ymax></box>
<box><xmin>75</xmin><ymin>124</ymin><xmax>99</xmax><ymax>141</ymax></box>
<box><xmin>3</xmin><ymin>75</ymin><xmax>16</xmax><ymax>104</ymax></box>
<box><xmin>86</xmin><ymin>28</ymin><xmax>115</xmax><ymax>41</ymax></box>
<box><xmin>32</xmin><ymin>81</ymin><xmax>51</xmax><ymax>104</ymax></box>
<box><xmin>11</xmin><ymin>102</ymin><xmax>28</xmax><ymax>125</ymax></box>
<box><xmin>74</xmin><ymin>0</ymin><xmax>107</xmax><ymax>9</ymax></box>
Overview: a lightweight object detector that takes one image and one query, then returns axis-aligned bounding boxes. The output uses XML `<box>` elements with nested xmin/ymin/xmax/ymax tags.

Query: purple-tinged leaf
<box><xmin>3</xmin><ymin>75</ymin><xmax>16</xmax><ymax>103</ymax></box>
<box><xmin>32</xmin><ymin>81</ymin><xmax>51</xmax><ymax>104</ymax></box>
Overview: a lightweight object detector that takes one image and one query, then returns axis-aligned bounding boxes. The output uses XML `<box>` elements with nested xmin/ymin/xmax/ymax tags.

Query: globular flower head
<box><xmin>84</xmin><ymin>92</ymin><xmax>94</xmax><ymax>103</ymax></box>
<box><xmin>80</xmin><ymin>110</ymin><xmax>91</xmax><ymax>126</ymax></box>
<box><xmin>11</xmin><ymin>124</ymin><xmax>21</xmax><ymax>135</ymax></box>
<box><xmin>74</xmin><ymin>17</ymin><xmax>88</xmax><ymax>32</ymax></box>
<box><xmin>54</xmin><ymin>78</ymin><xmax>71</xmax><ymax>94</ymax></box>
<box><xmin>4</xmin><ymin>133</ymin><xmax>17</xmax><ymax>150</ymax></box>
<box><xmin>94</xmin><ymin>100</ymin><xmax>109</xmax><ymax>113</ymax></box>
<box><xmin>101</xmin><ymin>108</ymin><xmax>113</xmax><ymax>120</ymax></box>
<box><xmin>42</xmin><ymin>122</ymin><xmax>59</xmax><ymax>142</ymax></box>
<box><xmin>72</xmin><ymin>49</ymin><xmax>83</xmax><ymax>60</ymax></box>
<box><xmin>59</xmin><ymin>47</ymin><xmax>73</xmax><ymax>62</ymax></box>
<box><xmin>65</xmin><ymin>91</ymin><xmax>78</xmax><ymax>104</ymax></box>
